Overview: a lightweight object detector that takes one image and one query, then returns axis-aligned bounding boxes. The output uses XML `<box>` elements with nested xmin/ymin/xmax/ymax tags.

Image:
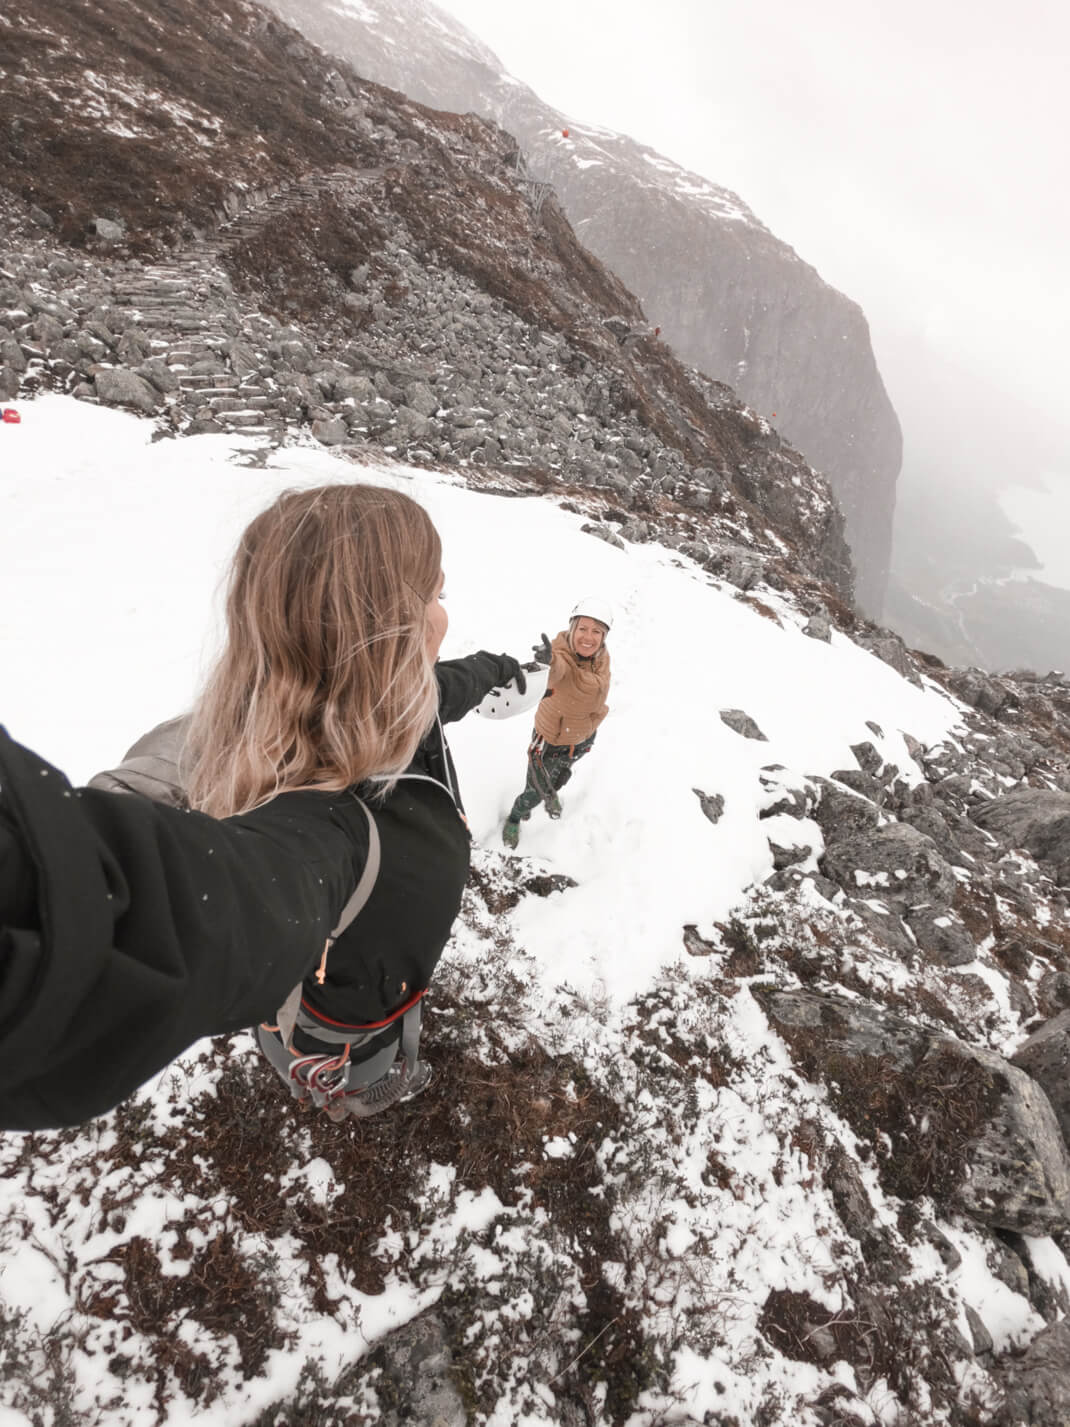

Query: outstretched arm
<box><xmin>435</xmin><ymin>651</ymin><xmax>524</xmax><ymax>724</ymax></box>
<box><xmin>0</xmin><ymin>727</ymin><xmax>364</xmax><ymax>1131</ymax></box>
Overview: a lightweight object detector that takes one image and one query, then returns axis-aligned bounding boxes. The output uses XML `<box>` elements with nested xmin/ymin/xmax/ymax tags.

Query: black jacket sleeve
<box><xmin>0</xmin><ymin>726</ymin><xmax>366</xmax><ymax>1131</ymax></box>
<box><xmin>435</xmin><ymin>651</ymin><xmax>521</xmax><ymax>725</ymax></box>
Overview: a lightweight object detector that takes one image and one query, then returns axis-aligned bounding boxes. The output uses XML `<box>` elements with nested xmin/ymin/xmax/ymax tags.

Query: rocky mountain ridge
<box><xmin>5</xmin><ymin>1</ymin><xmax>1070</xmax><ymax>1424</ymax></box>
<box><xmin>0</xmin><ymin>0</ymin><xmax>853</xmax><ymax>601</ymax></box>
<box><xmin>259</xmin><ymin>0</ymin><xmax>903</xmax><ymax>615</ymax></box>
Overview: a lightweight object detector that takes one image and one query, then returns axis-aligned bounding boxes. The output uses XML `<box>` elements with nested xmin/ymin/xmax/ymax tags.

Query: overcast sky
<box><xmin>433</xmin><ymin>0</ymin><xmax>1069</xmax><ymax>496</ymax></box>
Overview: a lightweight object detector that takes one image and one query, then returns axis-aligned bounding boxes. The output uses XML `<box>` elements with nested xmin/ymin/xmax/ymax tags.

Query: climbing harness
<box><xmin>257</xmin><ymin>796</ymin><xmax>430</xmax><ymax>1120</ymax></box>
<box><xmin>527</xmin><ymin>733</ymin><xmax>564</xmax><ymax>818</ymax></box>
<box><xmin>257</xmin><ymin>994</ymin><xmax>428</xmax><ymax>1121</ymax></box>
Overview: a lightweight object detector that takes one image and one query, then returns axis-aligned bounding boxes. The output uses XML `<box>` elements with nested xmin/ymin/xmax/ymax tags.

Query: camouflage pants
<box><xmin>508</xmin><ymin>730</ymin><xmax>596</xmax><ymax>821</ymax></box>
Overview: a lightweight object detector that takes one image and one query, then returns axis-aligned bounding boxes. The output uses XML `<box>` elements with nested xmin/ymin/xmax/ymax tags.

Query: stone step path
<box><xmin>217</xmin><ymin>167</ymin><xmax>385</xmax><ymax>247</ymax></box>
<box><xmin>89</xmin><ymin>167</ymin><xmax>384</xmax><ymax>436</ymax></box>
<box><xmin>4</xmin><ymin>164</ymin><xmax>407</xmax><ymax>439</ymax></box>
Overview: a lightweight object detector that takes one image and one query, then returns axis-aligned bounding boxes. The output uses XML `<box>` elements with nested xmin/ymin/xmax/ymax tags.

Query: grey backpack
<box><xmin>90</xmin><ymin>720</ymin><xmax>427</xmax><ymax>1119</ymax></box>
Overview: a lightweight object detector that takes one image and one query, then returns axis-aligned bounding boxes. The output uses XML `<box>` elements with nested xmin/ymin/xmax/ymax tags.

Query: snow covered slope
<box><xmin>1</xmin><ymin>396</ymin><xmax>955</xmax><ymax>1001</ymax></box>
<box><xmin>4</xmin><ymin>399</ymin><xmax>1070</xmax><ymax>1427</ymax></box>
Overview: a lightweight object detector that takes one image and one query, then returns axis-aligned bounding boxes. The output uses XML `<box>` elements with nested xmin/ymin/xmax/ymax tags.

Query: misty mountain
<box><xmin>7</xmin><ymin>1</ymin><xmax>1070</xmax><ymax>1423</ymax></box>
<box><xmin>884</xmin><ymin>340</ymin><xmax>1070</xmax><ymax>672</ymax></box>
<box><xmin>258</xmin><ymin>0</ymin><xmax>1070</xmax><ymax>674</ymax></box>
<box><xmin>0</xmin><ymin>0</ymin><xmax>857</xmax><ymax>604</ymax></box>
<box><xmin>256</xmin><ymin>0</ymin><xmax>902</xmax><ymax>616</ymax></box>
<box><xmin>887</xmin><ymin>470</ymin><xmax>1070</xmax><ymax>674</ymax></box>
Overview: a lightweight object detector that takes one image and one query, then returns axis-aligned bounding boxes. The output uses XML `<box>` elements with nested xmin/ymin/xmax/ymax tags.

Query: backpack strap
<box><xmin>276</xmin><ymin>795</ymin><xmax>380</xmax><ymax>1049</ymax></box>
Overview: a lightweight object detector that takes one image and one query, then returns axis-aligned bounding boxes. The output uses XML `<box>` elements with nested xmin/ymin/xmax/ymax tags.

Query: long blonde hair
<box><xmin>186</xmin><ymin>483</ymin><xmax>442</xmax><ymax>816</ymax></box>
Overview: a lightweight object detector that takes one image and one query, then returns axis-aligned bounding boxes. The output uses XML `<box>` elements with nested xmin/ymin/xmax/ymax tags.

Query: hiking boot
<box><xmin>339</xmin><ymin>1058</ymin><xmax>432</xmax><ymax>1119</ymax></box>
<box><xmin>544</xmin><ymin>792</ymin><xmax>562</xmax><ymax>819</ymax></box>
<box><xmin>398</xmin><ymin>1059</ymin><xmax>432</xmax><ymax>1102</ymax></box>
<box><xmin>502</xmin><ymin>817</ymin><xmax>520</xmax><ymax>849</ymax></box>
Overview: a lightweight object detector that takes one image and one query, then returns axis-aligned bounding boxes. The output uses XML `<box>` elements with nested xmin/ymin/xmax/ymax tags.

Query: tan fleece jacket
<box><xmin>534</xmin><ymin>632</ymin><xmax>611</xmax><ymax>747</ymax></box>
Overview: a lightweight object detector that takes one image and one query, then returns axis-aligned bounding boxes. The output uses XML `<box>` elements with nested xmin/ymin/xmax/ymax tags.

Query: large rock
<box><xmin>405</xmin><ymin>380</ymin><xmax>439</xmax><ymax>417</ymax></box>
<box><xmin>810</xmin><ymin>777</ymin><xmax>882</xmax><ymax>841</ymax></box>
<box><xmin>761</xmin><ymin>989</ymin><xmax>1070</xmax><ymax>1234</ymax></box>
<box><xmin>0</xmin><ymin>337</ymin><xmax>27</xmax><ymax>372</ymax></box>
<box><xmin>310</xmin><ymin>414</ymin><xmax>349</xmax><ymax>446</ymax></box>
<box><xmin>943</xmin><ymin>1039</ymin><xmax>1070</xmax><ymax>1235</ymax></box>
<box><xmin>370</xmin><ymin>1311</ymin><xmax>468</xmax><ymax>1427</ymax></box>
<box><xmin>92</xmin><ymin>367</ymin><xmax>160</xmax><ymax>413</ymax></box>
<box><xmin>994</xmin><ymin>1318</ymin><xmax>1070</xmax><ymax>1427</ymax></box>
<box><xmin>719</xmin><ymin>708</ymin><xmax>767</xmax><ymax>741</ymax></box>
<box><xmin>821</xmin><ymin>823</ymin><xmax>956</xmax><ymax>906</ymax></box>
<box><xmin>903</xmin><ymin>905</ymin><xmax>975</xmax><ymax>966</ymax></box>
<box><xmin>898</xmin><ymin>805</ymin><xmax>961</xmax><ymax>864</ymax></box>
<box><xmin>947</xmin><ymin>667</ymin><xmax>1010</xmax><ymax>717</ymax></box>
<box><xmin>136</xmin><ymin>357</ymin><xmax>180</xmax><ymax>394</ymax></box>
<box><xmin>974</xmin><ymin>788</ymin><xmax>1070</xmax><ymax>884</ymax></box>
<box><xmin>334</xmin><ymin>371</ymin><xmax>377</xmax><ymax>404</ymax></box>
<box><xmin>115</xmin><ymin>329</ymin><xmax>151</xmax><ymax>365</ymax></box>
<box><xmin>1011</xmin><ymin>1011</ymin><xmax>1070</xmax><ymax>1146</ymax></box>
<box><xmin>90</xmin><ymin>216</ymin><xmax>125</xmax><ymax>242</ymax></box>
<box><xmin>393</xmin><ymin>404</ymin><xmax>432</xmax><ymax>439</ymax></box>
<box><xmin>31</xmin><ymin>312</ymin><xmax>64</xmax><ymax>347</ymax></box>
<box><xmin>226</xmin><ymin>337</ymin><xmax>260</xmax><ymax>376</ymax></box>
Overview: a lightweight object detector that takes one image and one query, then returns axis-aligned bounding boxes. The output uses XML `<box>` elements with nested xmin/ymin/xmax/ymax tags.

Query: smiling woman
<box><xmin>502</xmin><ymin>596</ymin><xmax>612</xmax><ymax>849</ymax></box>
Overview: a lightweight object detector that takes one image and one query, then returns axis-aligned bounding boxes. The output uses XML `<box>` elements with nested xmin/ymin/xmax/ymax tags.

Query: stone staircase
<box><xmin>217</xmin><ymin>167</ymin><xmax>383</xmax><ymax>247</ymax></box>
<box><xmin>94</xmin><ymin>168</ymin><xmax>386</xmax><ymax>437</ymax></box>
<box><xmin>104</xmin><ymin>242</ymin><xmax>277</xmax><ymax>436</ymax></box>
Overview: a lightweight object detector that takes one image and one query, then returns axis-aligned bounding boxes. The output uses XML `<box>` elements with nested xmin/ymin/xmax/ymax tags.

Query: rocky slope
<box><xmin>5</xmin><ymin>2</ymin><xmax>1070</xmax><ymax>1425</ymax></box>
<box><xmin>0</xmin><ymin>0</ymin><xmax>852</xmax><ymax>601</ymax></box>
<box><xmin>258</xmin><ymin>0</ymin><xmax>903</xmax><ymax>616</ymax></box>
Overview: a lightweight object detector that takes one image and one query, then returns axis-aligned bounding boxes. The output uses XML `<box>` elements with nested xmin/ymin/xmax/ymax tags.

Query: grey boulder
<box><xmin>822</xmin><ymin>823</ymin><xmax>956</xmax><ymax>906</ymax></box>
<box><xmin>994</xmin><ymin>1318</ymin><xmax>1070</xmax><ymax>1427</ymax></box>
<box><xmin>761</xmin><ymin>990</ymin><xmax>1070</xmax><ymax>1235</ymax></box>
<box><xmin>974</xmin><ymin>788</ymin><xmax>1070</xmax><ymax>884</ymax></box>
<box><xmin>92</xmin><ymin>367</ymin><xmax>161</xmax><ymax>413</ymax></box>
<box><xmin>1012</xmin><ymin>1010</ymin><xmax>1070</xmax><ymax>1146</ymax></box>
<box><xmin>719</xmin><ymin>708</ymin><xmax>767</xmax><ymax>741</ymax></box>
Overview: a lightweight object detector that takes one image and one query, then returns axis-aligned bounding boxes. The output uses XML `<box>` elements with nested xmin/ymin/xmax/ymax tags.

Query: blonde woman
<box><xmin>502</xmin><ymin>598</ymin><xmax>611</xmax><ymax>849</ymax></box>
<box><xmin>0</xmin><ymin>483</ymin><xmax>523</xmax><ymax>1129</ymax></box>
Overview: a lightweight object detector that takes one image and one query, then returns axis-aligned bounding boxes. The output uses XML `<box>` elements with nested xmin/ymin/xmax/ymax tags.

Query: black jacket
<box><xmin>0</xmin><ymin>651</ymin><xmax>515</xmax><ymax>1130</ymax></box>
<box><xmin>299</xmin><ymin>652</ymin><xmax>513</xmax><ymax>1033</ymax></box>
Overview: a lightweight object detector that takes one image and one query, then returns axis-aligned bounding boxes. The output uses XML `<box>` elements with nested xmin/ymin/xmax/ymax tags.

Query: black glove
<box><xmin>532</xmin><ymin>632</ymin><xmax>552</xmax><ymax>666</ymax></box>
<box><xmin>495</xmin><ymin>654</ymin><xmax>526</xmax><ymax>694</ymax></box>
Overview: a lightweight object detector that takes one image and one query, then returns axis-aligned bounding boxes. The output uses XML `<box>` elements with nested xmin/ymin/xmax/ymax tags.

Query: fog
<box><xmin>434</xmin><ymin>0</ymin><xmax>1070</xmax><ymax>575</ymax></box>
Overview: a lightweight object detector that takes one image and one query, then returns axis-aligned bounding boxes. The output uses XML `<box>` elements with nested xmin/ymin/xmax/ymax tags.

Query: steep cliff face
<box><xmin>526</xmin><ymin>125</ymin><xmax>903</xmax><ymax>615</ymax></box>
<box><xmin>262</xmin><ymin>0</ymin><xmax>902</xmax><ymax>614</ymax></box>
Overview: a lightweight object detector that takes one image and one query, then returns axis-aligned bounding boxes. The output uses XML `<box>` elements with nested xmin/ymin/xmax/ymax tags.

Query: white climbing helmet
<box><xmin>473</xmin><ymin>666</ymin><xmax>550</xmax><ymax>721</ymax></box>
<box><xmin>570</xmin><ymin>597</ymin><xmax>613</xmax><ymax>631</ymax></box>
